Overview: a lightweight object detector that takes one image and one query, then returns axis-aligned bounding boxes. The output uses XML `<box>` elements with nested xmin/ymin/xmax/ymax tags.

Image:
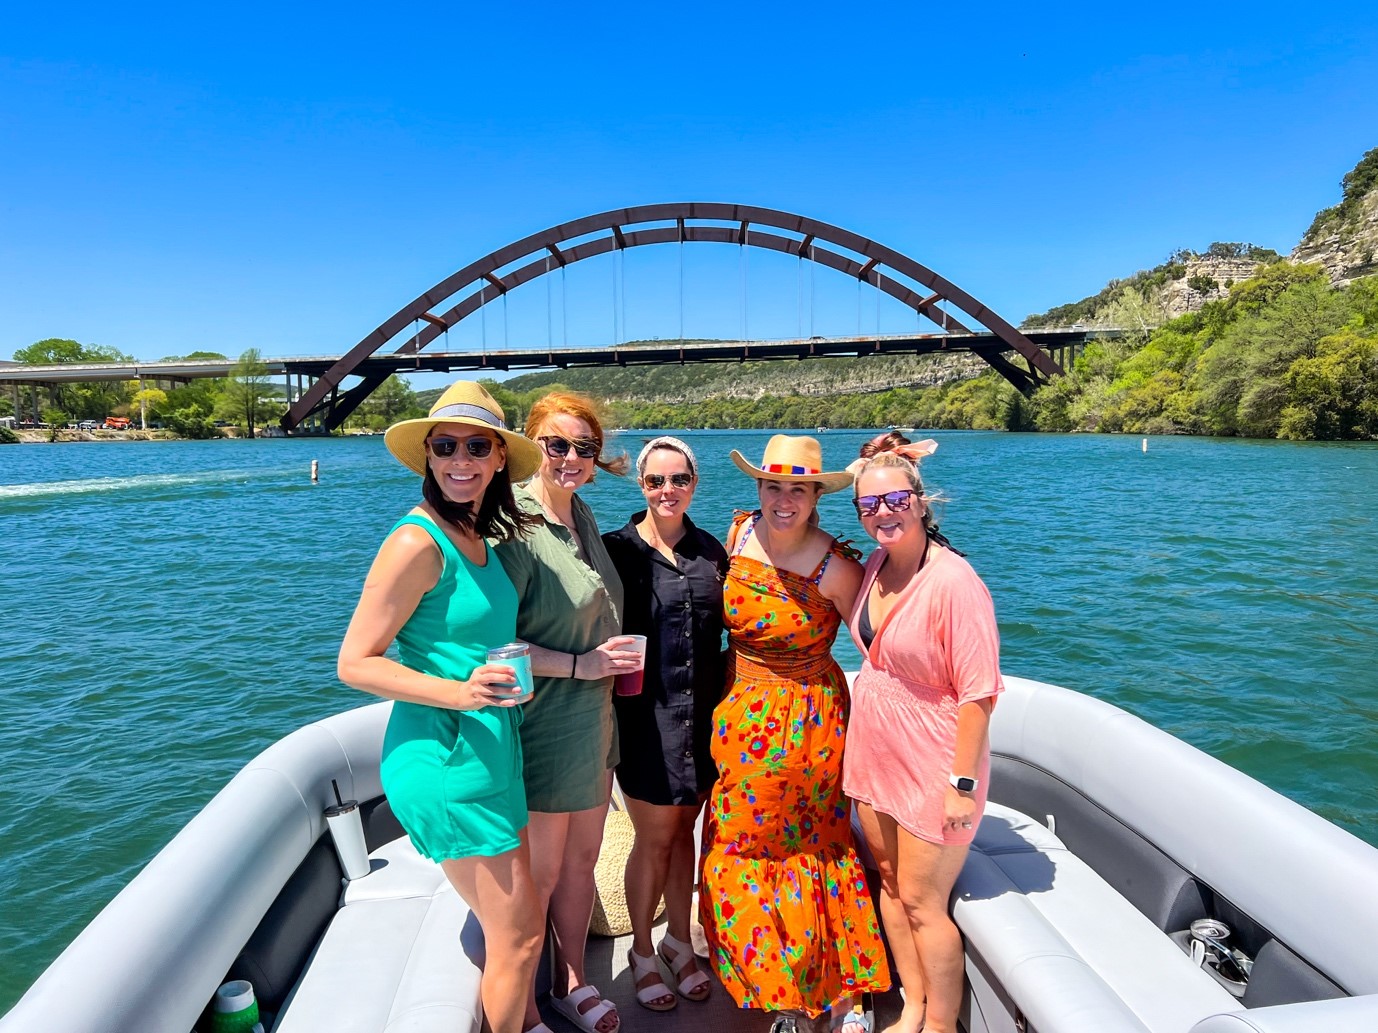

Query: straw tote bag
<box><xmin>589</xmin><ymin>788</ymin><xmax>665</xmax><ymax>937</ymax></box>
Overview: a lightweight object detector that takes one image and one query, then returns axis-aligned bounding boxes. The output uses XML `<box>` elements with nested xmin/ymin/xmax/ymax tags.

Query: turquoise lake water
<box><xmin>2</xmin><ymin>430</ymin><xmax>1376</xmax><ymax>1011</ymax></box>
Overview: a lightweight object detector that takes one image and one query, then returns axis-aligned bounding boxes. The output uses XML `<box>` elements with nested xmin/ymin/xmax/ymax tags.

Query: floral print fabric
<box><xmin>700</xmin><ymin>512</ymin><xmax>891</xmax><ymax>1017</ymax></box>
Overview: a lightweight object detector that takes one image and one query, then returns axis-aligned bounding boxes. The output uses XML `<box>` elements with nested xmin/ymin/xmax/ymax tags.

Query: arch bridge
<box><xmin>282</xmin><ymin>203</ymin><xmax>1064</xmax><ymax>433</ymax></box>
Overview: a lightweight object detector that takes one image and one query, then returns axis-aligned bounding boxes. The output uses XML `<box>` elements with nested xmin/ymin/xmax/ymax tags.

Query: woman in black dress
<box><xmin>602</xmin><ymin>436</ymin><xmax>728</xmax><ymax>1013</ymax></box>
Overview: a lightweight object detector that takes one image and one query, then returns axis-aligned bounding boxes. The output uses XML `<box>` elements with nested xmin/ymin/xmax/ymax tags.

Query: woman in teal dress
<box><xmin>495</xmin><ymin>391</ymin><xmax>641</xmax><ymax>1033</ymax></box>
<box><xmin>338</xmin><ymin>380</ymin><xmax>546</xmax><ymax>1033</ymax></box>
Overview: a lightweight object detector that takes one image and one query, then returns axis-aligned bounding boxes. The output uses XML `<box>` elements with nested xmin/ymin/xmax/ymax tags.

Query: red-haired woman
<box><xmin>494</xmin><ymin>391</ymin><xmax>640</xmax><ymax>1033</ymax></box>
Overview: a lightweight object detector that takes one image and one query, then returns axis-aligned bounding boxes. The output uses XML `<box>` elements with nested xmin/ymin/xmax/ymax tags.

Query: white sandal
<box><xmin>657</xmin><ymin>931</ymin><xmax>712</xmax><ymax>1001</ymax></box>
<box><xmin>628</xmin><ymin>946</ymin><xmax>677</xmax><ymax>1011</ymax></box>
<box><xmin>550</xmin><ymin>984</ymin><xmax>620</xmax><ymax>1033</ymax></box>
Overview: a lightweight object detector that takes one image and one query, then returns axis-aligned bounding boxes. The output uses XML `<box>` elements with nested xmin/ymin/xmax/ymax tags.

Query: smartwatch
<box><xmin>949</xmin><ymin>774</ymin><xmax>979</xmax><ymax>793</ymax></box>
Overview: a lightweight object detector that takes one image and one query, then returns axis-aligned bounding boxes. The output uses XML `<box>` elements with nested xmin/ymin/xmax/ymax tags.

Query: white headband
<box><xmin>636</xmin><ymin>436</ymin><xmax>697</xmax><ymax>478</ymax></box>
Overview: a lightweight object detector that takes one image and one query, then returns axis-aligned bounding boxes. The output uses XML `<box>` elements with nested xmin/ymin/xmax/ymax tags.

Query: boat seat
<box><xmin>952</xmin><ymin>803</ymin><xmax>1241</xmax><ymax>1033</ymax></box>
<box><xmin>273</xmin><ymin>835</ymin><xmax>483</xmax><ymax>1033</ymax></box>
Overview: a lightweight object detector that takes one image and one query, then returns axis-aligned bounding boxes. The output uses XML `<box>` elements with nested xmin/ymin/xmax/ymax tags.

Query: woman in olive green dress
<box><xmin>338</xmin><ymin>381</ymin><xmax>545</xmax><ymax>1033</ymax></box>
<box><xmin>495</xmin><ymin>391</ymin><xmax>641</xmax><ymax>1033</ymax></box>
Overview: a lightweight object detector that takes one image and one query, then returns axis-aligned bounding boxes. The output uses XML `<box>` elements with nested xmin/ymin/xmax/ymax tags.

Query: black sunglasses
<box><xmin>643</xmin><ymin>473</ymin><xmax>694</xmax><ymax>489</ymax></box>
<box><xmin>853</xmin><ymin>489</ymin><xmax>917</xmax><ymax>517</ymax></box>
<box><xmin>539</xmin><ymin>435</ymin><xmax>600</xmax><ymax>460</ymax></box>
<box><xmin>427</xmin><ymin>435</ymin><xmax>495</xmax><ymax>459</ymax></box>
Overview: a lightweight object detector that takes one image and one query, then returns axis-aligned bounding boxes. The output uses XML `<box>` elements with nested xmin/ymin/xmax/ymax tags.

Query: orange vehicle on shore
<box><xmin>104</xmin><ymin>416</ymin><xmax>132</xmax><ymax>430</ymax></box>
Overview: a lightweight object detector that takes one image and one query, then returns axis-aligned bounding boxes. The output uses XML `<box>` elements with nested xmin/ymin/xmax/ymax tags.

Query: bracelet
<box><xmin>570</xmin><ymin>651</ymin><xmax>578</xmax><ymax>679</ymax></box>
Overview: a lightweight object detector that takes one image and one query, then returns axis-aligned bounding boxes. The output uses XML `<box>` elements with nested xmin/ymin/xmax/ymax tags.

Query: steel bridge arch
<box><xmin>283</xmin><ymin>203</ymin><xmax>1061</xmax><ymax>432</ymax></box>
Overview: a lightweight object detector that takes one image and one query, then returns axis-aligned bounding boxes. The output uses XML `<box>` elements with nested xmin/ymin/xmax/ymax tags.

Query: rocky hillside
<box><xmin>1022</xmin><ymin>243</ymin><xmax>1281</xmax><ymax>329</ymax></box>
<box><xmin>1027</xmin><ymin>148</ymin><xmax>1378</xmax><ymax>329</ymax></box>
<box><xmin>500</xmin><ymin>349</ymin><xmax>985</xmax><ymax>402</ymax></box>
<box><xmin>1293</xmin><ymin>146</ymin><xmax>1378</xmax><ymax>285</ymax></box>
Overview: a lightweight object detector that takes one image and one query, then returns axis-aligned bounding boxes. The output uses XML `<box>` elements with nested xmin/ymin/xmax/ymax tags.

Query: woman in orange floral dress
<box><xmin>700</xmin><ymin>436</ymin><xmax>891</xmax><ymax>1033</ymax></box>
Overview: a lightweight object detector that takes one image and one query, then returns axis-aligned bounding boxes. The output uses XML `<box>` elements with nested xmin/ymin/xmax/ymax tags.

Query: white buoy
<box><xmin>1141</xmin><ymin>438</ymin><xmax>1148</xmax><ymax>453</ymax></box>
<box><xmin>311</xmin><ymin>459</ymin><xmax>319</xmax><ymax>482</ymax></box>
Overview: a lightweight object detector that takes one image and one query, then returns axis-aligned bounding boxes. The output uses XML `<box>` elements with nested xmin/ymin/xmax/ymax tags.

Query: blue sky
<box><xmin>3</xmin><ymin>2</ymin><xmax>1376</xmax><ymax>389</ymax></box>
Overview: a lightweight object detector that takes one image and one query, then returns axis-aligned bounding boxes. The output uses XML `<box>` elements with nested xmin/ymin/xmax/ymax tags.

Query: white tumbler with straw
<box><xmin>324</xmin><ymin>778</ymin><xmax>371</xmax><ymax>881</ymax></box>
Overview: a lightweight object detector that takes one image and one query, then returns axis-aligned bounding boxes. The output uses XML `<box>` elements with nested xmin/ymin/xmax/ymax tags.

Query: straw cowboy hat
<box><xmin>729</xmin><ymin>434</ymin><xmax>854</xmax><ymax>494</ymax></box>
<box><xmin>384</xmin><ymin>381</ymin><xmax>542</xmax><ymax>481</ymax></box>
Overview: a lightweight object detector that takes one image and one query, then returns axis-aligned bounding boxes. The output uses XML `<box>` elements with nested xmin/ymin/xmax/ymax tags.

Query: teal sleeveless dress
<box><xmin>380</xmin><ymin>514</ymin><xmax>528</xmax><ymax>861</ymax></box>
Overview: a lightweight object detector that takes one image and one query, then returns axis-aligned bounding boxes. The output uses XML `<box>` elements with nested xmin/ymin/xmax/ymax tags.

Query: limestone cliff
<box><xmin>1293</xmin><ymin>147</ymin><xmax>1378</xmax><ymax>286</ymax></box>
<box><xmin>1161</xmin><ymin>255</ymin><xmax>1270</xmax><ymax>317</ymax></box>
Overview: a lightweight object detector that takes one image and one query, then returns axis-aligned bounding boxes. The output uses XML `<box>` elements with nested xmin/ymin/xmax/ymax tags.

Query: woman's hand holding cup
<box><xmin>579</xmin><ymin>635</ymin><xmax>646</xmax><ymax>681</ymax></box>
<box><xmin>456</xmin><ymin>663</ymin><xmax>524</xmax><ymax>709</ymax></box>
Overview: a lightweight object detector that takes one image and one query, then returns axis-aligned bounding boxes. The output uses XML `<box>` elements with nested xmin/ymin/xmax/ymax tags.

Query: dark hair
<box><xmin>421</xmin><ymin>464</ymin><xmax>539</xmax><ymax>541</ymax></box>
<box><xmin>858</xmin><ymin>430</ymin><xmax>911</xmax><ymax>461</ymax></box>
<box><xmin>855</xmin><ymin>431</ymin><xmax>964</xmax><ymax>556</ymax></box>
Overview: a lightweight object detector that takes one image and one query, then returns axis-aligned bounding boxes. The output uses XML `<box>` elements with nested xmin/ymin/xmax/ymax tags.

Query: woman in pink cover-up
<box><xmin>843</xmin><ymin>432</ymin><xmax>1004</xmax><ymax>1033</ymax></box>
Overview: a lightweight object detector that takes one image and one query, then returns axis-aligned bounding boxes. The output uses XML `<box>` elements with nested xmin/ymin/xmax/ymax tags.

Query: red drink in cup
<box><xmin>613</xmin><ymin>635</ymin><xmax>648</xmax><ymax>697</ymax></box>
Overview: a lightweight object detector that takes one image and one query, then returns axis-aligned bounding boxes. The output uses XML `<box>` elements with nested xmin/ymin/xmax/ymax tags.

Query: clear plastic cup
<box><xmin>613</xmin><ymin>635</ymin><xmax>648</xmax><ymax>697</ymax></box>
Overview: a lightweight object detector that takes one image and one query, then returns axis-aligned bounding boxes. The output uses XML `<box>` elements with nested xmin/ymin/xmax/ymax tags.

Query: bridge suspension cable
<box><xmin>279</xmin><ymin>202</ymin><xmax>1062</xmax><ymax>433</ymax></box>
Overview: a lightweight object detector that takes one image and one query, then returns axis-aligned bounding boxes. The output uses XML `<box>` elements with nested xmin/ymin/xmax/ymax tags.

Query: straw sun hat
<box><xmin>384</xmin><ymin>381</ymin><xmax>542</xmax><ymax>481</ymax></box>
<box><xmin>729</xmin><ymin>434</ymin><xmax>853</xmax><ymax>494</ymax></box>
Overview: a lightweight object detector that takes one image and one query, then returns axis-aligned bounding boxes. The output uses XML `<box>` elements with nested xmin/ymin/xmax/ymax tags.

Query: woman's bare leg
<box><xmin>546</xmin><ymin>779</ymin><xmax>618</xmax><ymax>1032</ymax></box>
<box><xmin>441</xmin><ymin>835</ymin><xmax>544</xmax><ymax>1033</ymax></box>
<box><xmin>854</xmin><ymin>803</ymin><xmax>926</xmax><ymax>1033</ymax></box>
<box><xmin>894</xmin><ymin>828</ymin><xmax>969</xmax><ymax>1033</ymax></box>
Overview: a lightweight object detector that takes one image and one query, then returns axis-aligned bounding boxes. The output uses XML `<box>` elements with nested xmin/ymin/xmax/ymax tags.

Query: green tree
<box><xmin>164</xmin><ymin>404</ymin><xmax>221</xmax><ymax>439</ymax></box>
<box><xmin>1186</xmin><ymin>274</ymin><xmax>1218</xmax><ymax>302</ymax></box>
<box><xmin>129</xmin><ymin>386</ymin><xmax>169</xmax><ymax>430</ymax></box>
<box><xmin>41</xmin><ymin>406</ymin><xmax>69</xmax><ymax>442</ymax></box>
<box><xmin>215</xmin><ymin>348</ymin><xmax>276</xmax><ymax>437</ymax></box>
<box><xmin>1279</xmin><ymin>330</ymin><xmax>1378</xmax><ymax>440</ymax></box>
<box><xmin>363</xmin><ymin>375</ymin><xmax>422</xmax><ymax>426</ymax></box>
<box><xmin>1194</xmin><ymin>275</ymin><xmax>1348</xmax><ymax>436</ymax></box>
<box><xmin>12</xmin><ymin>338</ymin><xmax>135</xmax><ymax>419</ymax></box>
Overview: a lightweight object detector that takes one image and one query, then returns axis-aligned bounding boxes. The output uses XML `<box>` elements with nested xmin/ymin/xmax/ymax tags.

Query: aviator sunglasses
<box><xmin>643</xmin><ymin>472</ymin><xmax>694</xmax><ymax>489</ymax></box>
<box><xmin>426</xmin><ymin>435</ymin><xmax>495</xmax><ymax>459</ymax></box>
<box><xmin>853</xmin><ymin>489</ymin><xmax>918</xmax><ymax>517</ymax></box>
<box><xmin>538</xmin><ymin>435</ymin><xmax>600</xmax><ymax>460</ymax></box>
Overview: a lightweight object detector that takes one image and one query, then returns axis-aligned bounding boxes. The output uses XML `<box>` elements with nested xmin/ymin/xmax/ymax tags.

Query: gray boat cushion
<box><xmin>274</xmin><ymin>834</ymin><xmax>482</xmax><ymax>1033</ymax></box>
<box><xmin>990</xmin><ymin>678</ymin><xmax>1378</xmax><ymax>997</ymax></box>
<box><xmin>954</xmin><ymin>803</ymin><xmax>1240</xmax><ymax>1032</ymax></box>
<box><xmin>228</xmin><ymin>838</ymin><xmax>344</xmax><ymax>1012</ymax></box>
<box><xmin>1238</xmin><ymin>941</ymin><xmax>1347</xmax><ymax>1009</ymax></box>
<box><xmin>988</xmin><ymin>754</ymin><xmax>1208</xmax><ymax>932</ymax></box>
<box><xmin>1187</xmin><ymin>994</ymin><xmax>1378</xmax><ymax>1032</ymax></box>
<box><xmin>0</xmin><ymin>702</ymin><xmax>391</xmax><ymax>1033</ymax></box>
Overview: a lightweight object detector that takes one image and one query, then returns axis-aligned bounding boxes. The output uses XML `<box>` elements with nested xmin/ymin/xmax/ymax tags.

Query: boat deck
<box><xmin>541</xmin><ymin>915</ymin><xmax>903</xmax><ymax>1033</ymax></box>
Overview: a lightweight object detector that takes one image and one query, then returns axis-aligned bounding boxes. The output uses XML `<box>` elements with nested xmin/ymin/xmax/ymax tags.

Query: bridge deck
<box><xmin>0</xmin><ymin>329</ymin><xmax>1111</xmax><ymax>384</ymax></box>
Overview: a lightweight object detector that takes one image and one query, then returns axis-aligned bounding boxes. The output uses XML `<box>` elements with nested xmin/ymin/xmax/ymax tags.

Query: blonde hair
<box><xmin>854</xmin><ymin>450</ymin><xmax>923</xmax><ymax>494</ymax></box>
<box><xmin>525</xmin><ymin>391</ymin><xmax>629</xmax><ymax>478</ymax></box>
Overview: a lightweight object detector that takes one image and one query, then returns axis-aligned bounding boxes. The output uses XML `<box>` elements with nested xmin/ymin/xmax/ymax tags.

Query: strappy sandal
<box><xmin>550</xmin><ymin>984</ymin><xmax>619</xmax><ymax>1033</ymax></box>
<box><xmin>830</xmin><ymin>1001</ymin><xmax>872</xmax><ymax>1033</ymax></box>
<box><xmin>657</xmin><ymin>931</ymin><xmax>712</xmax><ymax>1001</ymax></box>
<box><xmin>627</xmin><ymin>946</ymin><xmax>677</xmax><ymax>1011</ymax></box>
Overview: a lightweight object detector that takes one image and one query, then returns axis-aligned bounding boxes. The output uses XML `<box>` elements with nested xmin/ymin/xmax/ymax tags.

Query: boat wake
<box><xmin>0</xmin><ymin>469</ymin><xmax>281</xmax><ymax>500</ymax></box>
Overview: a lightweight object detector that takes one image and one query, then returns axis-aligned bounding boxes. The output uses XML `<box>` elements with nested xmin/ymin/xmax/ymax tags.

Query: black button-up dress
<box><xmin>602</xmin><ymin>512</ymin><xmax>729</xmax><ymax>806</ymax></box>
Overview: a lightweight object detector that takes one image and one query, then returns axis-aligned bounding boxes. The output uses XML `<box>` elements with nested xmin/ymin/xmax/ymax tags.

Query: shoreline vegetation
<box><xmin>6</xmin><ymin>260</ymin><xmax>1375</xmax><ymax>446</ymax></box>
<box><xmin>7</xmin><ymin>150</ymin><xmax>1377</xmax><ymax>446</ymax></box>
